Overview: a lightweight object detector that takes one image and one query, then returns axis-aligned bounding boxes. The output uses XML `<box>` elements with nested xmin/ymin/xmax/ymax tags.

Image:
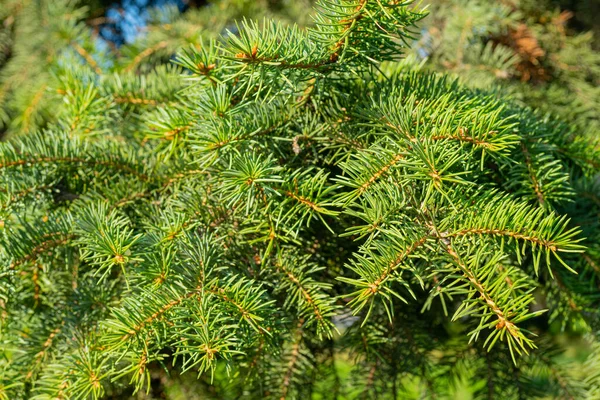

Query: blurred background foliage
<box><xmin>0</xmin><ymin>0</ymin><xmax>597</xmax><ymax>398</ymax></box>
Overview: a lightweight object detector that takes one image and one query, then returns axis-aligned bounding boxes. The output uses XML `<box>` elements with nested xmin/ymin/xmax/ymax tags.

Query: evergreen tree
<box><xmin>1</xmin><ymin>0</ymin><xmax>599</xmax><ymax>399</ymax></box>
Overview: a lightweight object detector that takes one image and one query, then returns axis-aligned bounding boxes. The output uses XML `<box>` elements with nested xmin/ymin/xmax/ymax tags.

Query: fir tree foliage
<box><xmin>415</xmin><ymin>0</ymin><xmax>600</xmax><ymax>137</ymax></box>
<box><xmin>0</xmin><ymin>0</ymin><xmax>599</xmax><ymax>399</ymax></box>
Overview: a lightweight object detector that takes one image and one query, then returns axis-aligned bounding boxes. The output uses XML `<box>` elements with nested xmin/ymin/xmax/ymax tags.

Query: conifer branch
<box><xmin>443</xmin><ymin>242</ymin><xmax>523</xmax><ymax>346</ymax></box>
<box><xmin>123</xmin><ymin>41</ymin><xmax>169</xmax><ymax>72</ymax></box>
<box><xmin>71</xmin><ymin>42</ymin><xmax>102</xmax><ymax>74</ymax></box>
<box><xmin>8</xmin><ymin>232</ymin><xmax>75</xmax><ymax>271</ymax></box>
<box><xmin>520</xmin><ymin>142</ymin><xmax>546</xmax><ymax>206</ymax></box>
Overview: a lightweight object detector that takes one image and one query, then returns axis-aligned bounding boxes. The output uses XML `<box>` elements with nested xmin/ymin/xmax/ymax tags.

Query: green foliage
<box><xmin>0</xmin><ymin>0</ymin><xmax>599</xmax><ymax>399</ymax></box>
<box><xmin>415</xmin><ymin>0</ymin><xmax>600</xmax><ymax>136</ymax></box>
